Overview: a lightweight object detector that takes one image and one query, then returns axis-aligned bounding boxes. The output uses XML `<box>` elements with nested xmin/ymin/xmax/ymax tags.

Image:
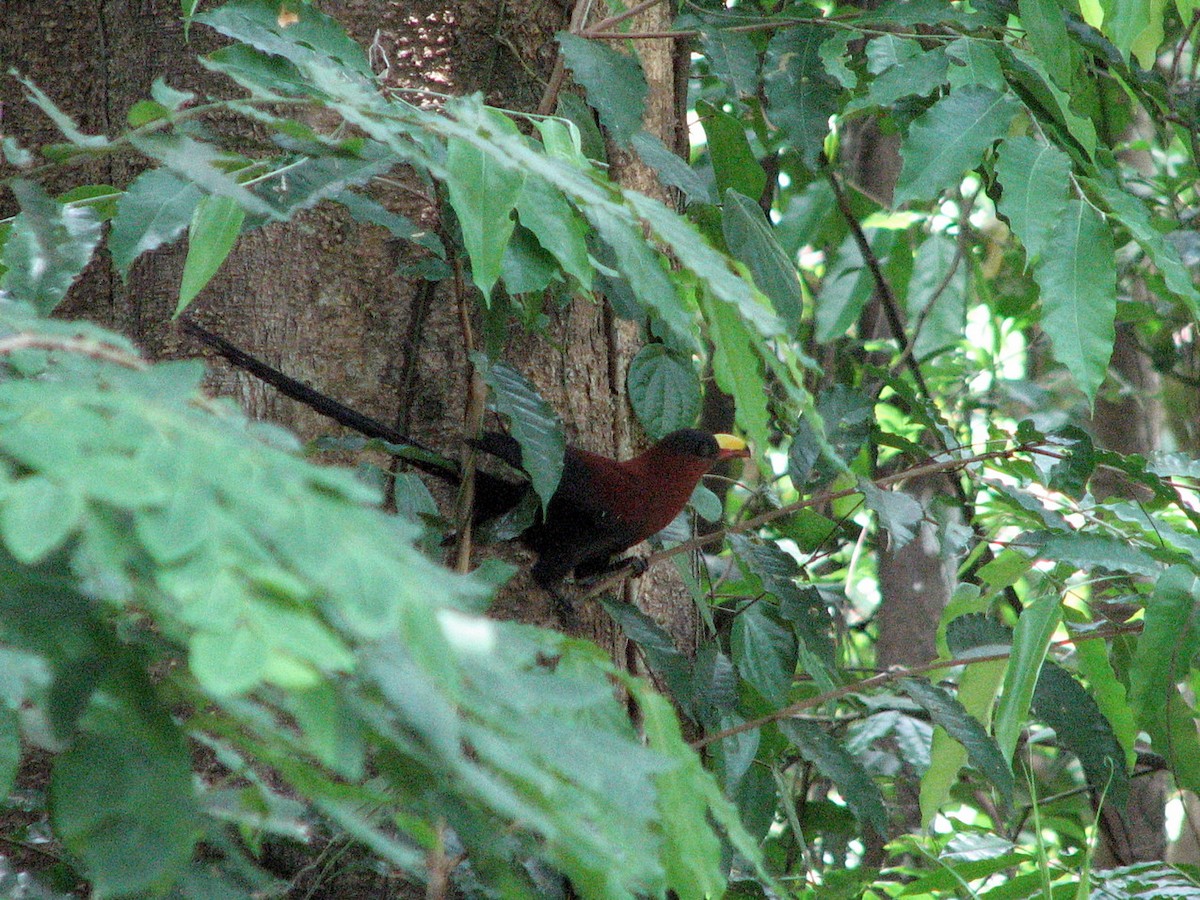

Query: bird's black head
<box><xmin>656</xmin><ymin>429</ymin><xmax>749</xmax><ymax>461</ymax></box>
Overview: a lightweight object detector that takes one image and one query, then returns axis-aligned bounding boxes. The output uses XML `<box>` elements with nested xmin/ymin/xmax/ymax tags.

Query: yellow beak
<box><xmin>714</xmin><ymin>433</ymin><xmax>750</xmax><ymax>459</ymax></box>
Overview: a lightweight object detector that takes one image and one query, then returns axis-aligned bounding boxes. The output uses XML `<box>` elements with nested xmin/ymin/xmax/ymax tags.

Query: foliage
<box><xmin>1</xmin><ymin>0</ymin><xmax>1200</xmax><ymax>896</ymax></box>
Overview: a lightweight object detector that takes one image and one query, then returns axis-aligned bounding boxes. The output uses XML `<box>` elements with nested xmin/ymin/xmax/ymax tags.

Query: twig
<box><xmin>453</xmin><ymin>260</ymin><xmax>486</xmax><ymax>574</ymax></box>
<box><xmin>582</xmin><ymin>0</ymin><xmax>671</xmax><ymax>35</ymax></box>
<box><xmin>692</xmin><ymin>620</ymin><xmax>1145</xmax><ymax>749</ymax></box>
<box><xmin>0</xmin><ymin>333</ymin><xmax>147</xmax><ymax>368</ymax></box>
<box><xmin>536</xmin><ymin>0</ymin><xmax>595</xmax><ymax>116</ymax></box>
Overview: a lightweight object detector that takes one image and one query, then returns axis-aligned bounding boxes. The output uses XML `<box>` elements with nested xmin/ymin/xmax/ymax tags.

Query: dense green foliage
<box><xmin>2</xmin><ymin>0</ymin><xmax>1200</xmax><ymax>896</ymax></box>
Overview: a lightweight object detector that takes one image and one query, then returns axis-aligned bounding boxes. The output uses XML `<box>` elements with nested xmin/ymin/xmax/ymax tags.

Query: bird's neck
<box><xmin>620</xmin><ymin>447</ymin><xmax>713</xmax><ymax>537</ymax></box>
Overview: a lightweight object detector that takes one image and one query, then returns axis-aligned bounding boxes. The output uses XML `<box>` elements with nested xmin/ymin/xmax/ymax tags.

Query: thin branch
<box><xmin>583</xmin><ymin>0</ymin><xmax>669</xmax><ymax>36</ymax></box>
<box><xmin>0</xmin><ymin>333</ymin><xmax>147</xmax><ymax>368</ymax></box>
<box><xmin>692</xmin><ymin>620</ymin><xmax>1145</xmax><ymax>749</ymax></box>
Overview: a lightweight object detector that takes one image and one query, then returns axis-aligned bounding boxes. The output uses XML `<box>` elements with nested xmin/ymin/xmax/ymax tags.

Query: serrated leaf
<box><xmin>1033</xmin><ymin>661</ymin><xmax>1130</xmax><ymax>808</ymax></box>
<box><xmin>15</xmin><ymin>75</ymin><xmax>109</xmax><ymax>149</ymax></box>
<box><xmin>128</xmin><ymin>132</ymin><xmax>276</xmax><ymax>218</ymax></box>
<box><xmin>946</xmin><ymin>38</ymin><xmax>1006</xmax><ymax>90</ymax></box>
<box><xmin>478</xmin><ymin>359</ymin><xmax>564</xmax><ymax>514</ymax></box>
<box><xmin>556</xmin><ymin>32</ymin><xmax>647</xmax><ymax>146</ymax></box>
<box><xmin>764</xmin><ymin>25</ymin><xmax>841</xmax><ymax>166</ymax></box>
<box><xmin>731</xmin><ymin>603</ymin><xmax>797</xmax><ymax>707</ymax></box>
<box><xmin>177</xmin><ymin>194</ymin><xmax>245</xmax><ymax>315</ymax></box>
<box><xmin>995</xmin><ymin>136</ymin><xmax>1072</xmax><ymax>264</ymax></box>
<box><xmin>627</xmin><ymin>344</ymin><xmax>702</xmax><ymax>440</ymax></box>
<box><xmin>109</xmin><ymin>169</ymin><xmax>204</xmax><ymax>275</ymax></box>
<box><xmin>894</xmin><ymin>86</ymin><xmax>1019</xmax><ymax>206</ymax></box>
<box><xmin>1034</xmin><ymin>199</ymin><xmax>1116</xmax><ymax>404</ymax></box>
<box><xmin>901</xmin><ymin>676</ymin><xmax>1014</xmax><ymax>806</ymax></box>
<box><xmin>697</xmin><ymin>101</ymin><xmax>766</xmax><ymax>203</ymax></box>
<box><xmin>515</xmin><ymin>174</ymin><xmax>592</xmax><ymax>288</ymax></box>
<box><xmin>444</xmin><ymin>113</ymin><xmax>526</xmax><ymax>301</ymax></box>
<box><xmin>779</xmin><ymin>719</ymin><xmax>888</xmax><ymax>837</ymax></box>
<box><xmin>722</xmin><ymin>190</ymin><xmax>804</xmax><ymax>330</ymax></box>
<box><xmin>1027</xmin><ymin>530</ymin><xmax>1161</xmax><ymax>577</ymax></box>
<box><xmin>1075</xmin><ymin>636</ymin><xmax>1138</xmax><ymax>771</ymax></box>
<box><xmin>1</xmin><ymin>180</ymin><xmax>102</xmax><ymax>314</ymax></box>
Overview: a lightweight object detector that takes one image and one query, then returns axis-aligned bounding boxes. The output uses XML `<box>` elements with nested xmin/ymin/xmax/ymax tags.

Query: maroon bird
<box><xmin>183</xmin><ymin>321</ymin><xmax>749</xmax><ymax>594</ymax></box>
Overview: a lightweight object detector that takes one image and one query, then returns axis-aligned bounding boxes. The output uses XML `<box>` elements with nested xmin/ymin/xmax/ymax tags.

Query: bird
<box><xmin>182</xmin><ymin>320</ymin><xmax>749</xmax><ymax>600</ymax></box>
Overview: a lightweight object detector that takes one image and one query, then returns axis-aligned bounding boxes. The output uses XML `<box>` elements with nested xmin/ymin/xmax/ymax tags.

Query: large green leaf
<box><xmin>1091</xmin><ymin>179</ymin><xmax>1200</xmax><ymax>316</ymax></box>
<box><xmin>108</xmin><ymin>169</ymin><xmax>203</xmax><ymax>275</ymax></box>
<box><xmin>701</xmin><ymin>291</ymin><xmax>772</xmax><ymax>451</ymax></box>
<box><xmin>1</xmin><ymin>180</ymin><xmax>102</xmax><ymax>314</ymax></box>
<box><xmin>556</xmin><ymin>32</ymin><xmax>647</xmax><ymax>146</ymax></box>
<box><xmin>779</xmin><ymin>719</ymin><xmax>888</xmax><ymax>837</ymax></box>
<box><xmin>901</xmin><ymin>677</ymin><xmax>1014</xmax><ymax>806</ymax></box>
<box><xmin>128</xmin><ymin>132</ymin><xmax>277</xmax><ymax>218</ymax></box>
<box><xmin>894</xmin><ymin>86</ymin><xmax>1019</xmax><ymax>206</ymax></box>
<box><xmin>1034</xmin><ymin>199</ymin><xmax>1116</xmax><ymax>404</ymax></box>
<box><xmin>478</xmin><ymin>358</ymin><xmax>565</xmax><ymax>514</ymax></box>
<box><xmin>721</xmin><ymin>190</ymin><xmax>804</xmax><ymax>330</ymax></box>
<box><xmin>731</xmin><ymin>602</ymin><xmax>797</xmax><ymax>707</ymax></box>
<box><xmin>906</xmin><ymin>233</ymin><xmax>967</xmax><ymax>360</ymax></box>
<box><xmin>0</xmin><ymin>475</ymin><xmax>85</xmax><ymax>564</ymax></box>
<box><xmin>177</xmin><ymin>194</ymin><xmax>246</xmax><ymax>315</ymax></box>
<box><xmin>515</xmin><ymin>174</ymin><xmax>592</xmax><ymax>288</ymax></box>
<box><xmin>994</xmin><ymin>595</ymin><xmax>1060</xmax><ymax>762</ymax></box>
<box><xmin>1019</xmin><ymin>0</ymin><xmax>1074</xmax><ymax>87</ymax></box>
<box><xmin>626</xmin><ymin>344</ymin><xmax>702</xmax><ymax>440</ymax></box>
<box><xmin>995</xmin><ymin>136</ymin><xmax>1072</xmax><ymax>264</ymax></box>
<box><xmin>697</xmin><ymin>101</ymin><xmax>766</xmax><ymax>202</ymax></box>
<box><xmin>444</xmin><ymin>112</ymin><xmax>526</xmax><ymax>301</ymax></box>
<box><xmin>763</xmin><ymin>25</ymin><xmax>841</xmax><ymax>166</ymax></box>
<box><xmin>1033</xmin><ymin>661</ymin><xmax>1131</xmax><ymax>808</ymax></box>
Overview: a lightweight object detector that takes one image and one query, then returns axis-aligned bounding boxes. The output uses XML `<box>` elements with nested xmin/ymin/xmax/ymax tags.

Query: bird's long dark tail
<box><xmin>181</xmin><ymin>318</ymin><xmax>461</xmax><ymax>483</ymax></box>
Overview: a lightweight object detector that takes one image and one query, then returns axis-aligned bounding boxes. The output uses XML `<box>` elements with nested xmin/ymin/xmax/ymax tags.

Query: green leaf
<box><xmin>906</xmin><ymin>232</ymin><xmax>967</xmax><ymax>359</ymax></box>
<box><xmin>700</xmin><ymin>26</ymin><xmax>759</xmax><ymax>98</ymax></box>
<box><xmin>556</xmin><ymin>32</ymin><xmax>647</xmax><ymax>146</ymax></box>
<box><xmin>1019</xmin><ymin>0</ymin><xmax>1074</xmax><ymax>87</ymax></box>
<box><xmin>721</xmin><ymin>190</ymin><xmax>804</xmax><ymax>330</ymax></box>
<box><xmin>0</xmin><ymin>475</ymin><xmax>85</xmax><ymax>564</ymax></box>
<box><xmin>631</xmin><ymin>132</ymin><xmax>716</xmax><ymax>206</ymax></box>
<box><xmin>764</xmin><ymin>25</ymin><xmax>841</xmax><ymax>166</ymax></box>
<box><xmin>515</xmin><ymin>174</ymin><xmax>592</xmax><ymax>288</ymax></box>
<box><xmin>177</xmin><ymin>194</ymin><xmax>246</xmax><ymax>315</ymax></box>
<box><xmin>995</xmin><ymin>595</ymin><xmax>1060</xmax><ymax>761</ymax></box>
<box><xmin>697</xmin><ymin>101</ymin><xmax>766</xmax><ymax>203</ymax></box>
<box><xmin>601</xmin><ymin>599</ymin><xmax>693</xmax><ymax>712</ymax></box>
<box><xmin>194</xmin><ymin>0</ymin><xmax>374</xmax><ymax>82</ymax></box>
<box><xmin>1033</xmin><ymin>661</ymin><xmax>1130</xmax><ymax>808</ymax></box>
<box><xmin>444</xmin><ymin>112</ymin><xmax>526</xmax><ymax>301</ymax></box>
<box><xmin>731</xmin><ymin>603</ymin><xmax>797</xmax><ymax>707</ymax></box>
<box><xmin>779</xmin><ymin>719</ymin><xmax>888</xmax><ymax>837</ymax></box>
<box><xmin>901</xmin><ymin>676</ymin><xmax>1015</xmax><ymax>806</ymax></box>
<box><xmin>946</xmin><ymin>38</ymin><xmax>1006</xmax><ymax>90</ymax></box>
<box><xmin>1001</xmin><ymin>46</ymin><xmax>1097</xmax><ymax>161</ymax></box>
<box><xmin>627</xmin><ymin>345</ymin><xmax>702</xmax><ymax>440</ymax></box>
<box><xmin>859</xmin><ymin>480</ymin><xmax>924</xmax><ymax>549</ymax></box>
<box><xmin>638</xmin><ymin>690</ymin><xmax>726</xmax><ymax>900</ymax></box>
<box><xmin>1026</xmin><ymin>530</ymin><xmax>1161</xmax><ymax>577</ymax></box>
<box><xmin>128</xmin><ymin>132</ymin><xmax>276</xmax><ymax>218</ymax></box>
<box><xmin>478</xmin><ymin>359</ymin><xmax>565</xmax><ymax>514</ymax></box>
<box><xmin>995</xmin><ymin>136</ymin><xmax>1072</xmax><ymax>264</ymax></box>
<box><xmin>1090</xmin><ymin>179</ymin><xmax>1200</xmax><ymax>316</ymax></box>
<box><xmin>1075</xmin><ymin>636</ymin><xmax>1138</xmax><ymax>772</ymax></box>
<box><xmin>815</xmin><ymin>229</ymin><xmax>883</xmax><ymax>342</ymax></box>
<box><xmin>0</xmin><ymin>706</ymin><xmax>18</xmax><ymax>801</ymax></box>
<box><xmin>1034</xmin><ymin>199</ymin><xmax>1116</xmax><ymax>404</ymax></box>
<box><xmin>51</xmin><ymin>690</ymin><xmax>201</xmax><ymax>898</ymax></box>
<box><xmin>189</xmin><ymin>627</ymin><xmax>270</xmax><ymax>696</ymax></box>
<box><xmin>108</xmin><ymin>169</ymin><xmax>203</xmax><ymax>276</ymax></box>
<box><xmin>701</xmin><ymin>291</ymin><xmax>772</xmax><ymax>452</ymax></box>
<box><xmin>894</xmin><ymin>86</ymin><xmax>1019</xmax><ymax>206</ymax></box>
<box><xmin>1</xmin><ymin>180</ymin><xmax>102</xmax><ymax>314</ymax></box>
<box><xmin>14</xmin><ymin>75</ymin><xmax>109</xmax><ymax>149</ymax></box>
